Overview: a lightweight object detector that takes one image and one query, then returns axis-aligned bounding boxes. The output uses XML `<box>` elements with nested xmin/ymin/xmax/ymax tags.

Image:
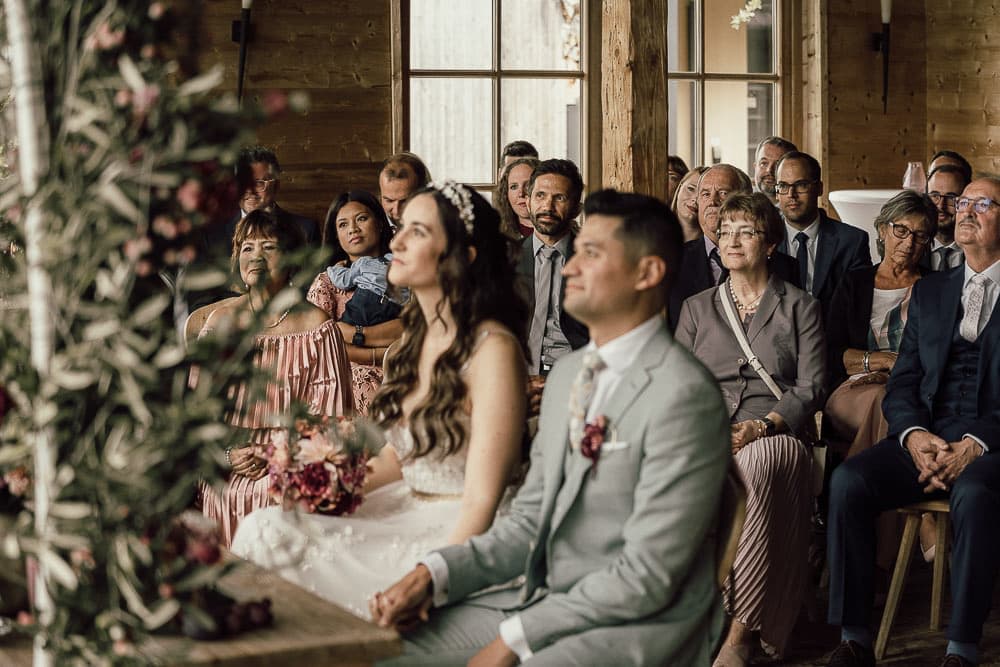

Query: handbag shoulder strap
<box><xmin>719</xmin><ymin>282</ymin><xmax>784</xmax><ymax>401</ymax></box>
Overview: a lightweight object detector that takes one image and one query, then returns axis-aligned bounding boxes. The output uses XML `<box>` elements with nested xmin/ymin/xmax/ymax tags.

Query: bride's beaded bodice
<box><xmin>388</xmin><ymin>425</ymin><xmax>467</xmax><ymax>496</ymax></box>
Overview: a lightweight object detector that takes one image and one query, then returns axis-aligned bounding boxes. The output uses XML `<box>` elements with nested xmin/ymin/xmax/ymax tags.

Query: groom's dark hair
<box><xmin>583</xmin><ymin>189</ymin><xmax>683</xmax><ymax>294</ymax></box>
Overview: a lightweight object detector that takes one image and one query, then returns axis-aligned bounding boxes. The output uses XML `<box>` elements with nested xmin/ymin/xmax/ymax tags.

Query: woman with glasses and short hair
<box><xmin>825</xmin><ymin>190</ymin><xmax>938</xmax><ymax>458</ymax></box>
<box><xmin>675</xmin><ymin>192</ymin><xmax>825</xmax><ymax>666</ymax></box>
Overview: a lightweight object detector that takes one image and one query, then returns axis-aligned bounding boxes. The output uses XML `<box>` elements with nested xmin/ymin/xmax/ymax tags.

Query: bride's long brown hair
<box><xmin>369</xmin><ymin>183</ymin><xmax>527</xmax><ymax>459</ymax></box>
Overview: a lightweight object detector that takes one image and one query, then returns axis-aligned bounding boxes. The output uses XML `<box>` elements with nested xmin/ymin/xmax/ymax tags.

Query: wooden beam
<box><xmin>600</xmin><ymin>0</ymin><xmax>668</xmax><ymax>199</ymax></box>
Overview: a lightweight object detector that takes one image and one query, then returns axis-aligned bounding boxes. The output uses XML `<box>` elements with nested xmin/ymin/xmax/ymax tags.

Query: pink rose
<box><xmin>295</xmin><ymin>434</ymin><xmax>331</xmax><ymax>466</ymax></box>
<box><xmin>133</xmin><ymin>84</ymin><xmax>161</xmax><ymax>117</ymax></box>
<box><xmin>123</xmin><ymin>236</ymin><xmax>152</xmax><ymax>260</ymax></box>
<box><xmin>262</xmin><ymin>90</ymin><xmax>288</xmax><ymax>117</ymax></box>
<box><xmin>91</xmin><ymin>23</ymin><xmax>125</xmax><ymax>51</ymax></box>
<box><xmin>148</xmin><ymin>2</ymin><xmax>165</xmax><ymax>19</ymax></box>
<box><xmin>152</xmin><ymin>215</ymin><xmax>178</xmax><ymax>240</ymax></box>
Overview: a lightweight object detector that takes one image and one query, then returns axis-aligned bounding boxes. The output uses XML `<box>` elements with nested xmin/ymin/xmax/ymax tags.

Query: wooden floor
<box><xmin>775</xmin><ymin>558</ymin><xmax>1000</xmax><ymax>666</ymax></box>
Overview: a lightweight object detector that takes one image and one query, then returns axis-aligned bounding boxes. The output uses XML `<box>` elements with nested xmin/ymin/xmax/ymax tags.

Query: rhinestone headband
<box><xmin>428</xmin><ymin>179</ymin><xmax>475</xmax><ymax>236</ymax></box>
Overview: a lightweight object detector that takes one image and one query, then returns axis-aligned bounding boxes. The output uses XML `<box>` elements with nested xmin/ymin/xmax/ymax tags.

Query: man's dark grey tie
<box><xmin>528</xmin><ymin>245</ymin><xmax>559</xmax><ymax>373</ymax></box>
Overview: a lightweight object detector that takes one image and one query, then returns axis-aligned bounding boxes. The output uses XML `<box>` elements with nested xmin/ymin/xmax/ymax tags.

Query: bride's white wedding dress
<box><xmin>231</xmin><ymin>424</ymin><xmax>473</xmax><ymax>618</ymax></box>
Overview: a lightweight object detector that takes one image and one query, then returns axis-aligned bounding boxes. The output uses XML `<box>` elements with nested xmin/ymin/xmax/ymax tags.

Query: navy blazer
<box><xmin>779</xmin><ymin>209</ymin><xmax>872</xmax><ymax>306</ymax></box>
<box><xmin>516</xmin><ymin>233</ymin><xmax>589</xmax><ymax>352</ymax></box>
<box><xmin>667</xmin><ymin>238</ymin><xmax>802</xmax><ymax>331</ymax></box>
<box><xmin>882</xmin><ymin>267</ymin><xmax>1000</xmax><ymax>448</ymax></box>
<box><xmin>214</xmin><ymin>205</ymin><xmax>319</xmax><ymax>251</ymax></box>
<box><xmin>825</xmin><ymin>263</ymin><xmax>929</xmax><ymax>388</ymax></box>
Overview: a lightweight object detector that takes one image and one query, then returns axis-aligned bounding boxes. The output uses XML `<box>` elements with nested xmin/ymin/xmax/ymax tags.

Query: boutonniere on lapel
<box><xmin>580</xmin><ymin>415</ymin><xmax>610</xmax><ymax>478</ymax></box>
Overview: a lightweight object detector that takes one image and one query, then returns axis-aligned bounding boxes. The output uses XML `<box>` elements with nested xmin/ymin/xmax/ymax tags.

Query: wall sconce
<box><xmin>871</xmin><ymin>0</ymin><xmax>891</xmax><ymax>113</ymax></box>
<box><xmin>232</xmin><ymin>0</ymin><xmax>254</xmax><ymax>106</ymax></box>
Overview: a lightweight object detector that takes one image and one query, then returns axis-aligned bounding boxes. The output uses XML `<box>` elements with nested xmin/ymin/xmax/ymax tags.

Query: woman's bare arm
<box><xmin>447</xmin><ymin>327</ymin><xmax>526</xmax><ymax>544</ymax></box>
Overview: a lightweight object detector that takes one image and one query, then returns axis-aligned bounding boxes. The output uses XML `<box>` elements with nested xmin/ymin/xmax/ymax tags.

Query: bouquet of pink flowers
<box><xmin>266</xmin><ymin>416</ymin><xmax>384</xmax><ymax>516</ymax></box>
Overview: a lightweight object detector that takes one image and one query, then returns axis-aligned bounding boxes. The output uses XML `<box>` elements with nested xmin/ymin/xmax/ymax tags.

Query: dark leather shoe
<box><xmin>940</xmin><ymin>655</ymin><xmax>975</xmax><ymax>667</ymax></box>
<box><xmin>827</xmin><ymin>640</ymin><xmax>875</xmax><ymax>667</ymax></box>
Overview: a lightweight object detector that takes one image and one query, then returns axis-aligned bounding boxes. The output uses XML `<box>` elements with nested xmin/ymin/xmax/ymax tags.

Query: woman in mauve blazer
<box><xmin>675</xmin><ymin>193</ymin><xmax>826</xmax><ymax>667</ymax></box>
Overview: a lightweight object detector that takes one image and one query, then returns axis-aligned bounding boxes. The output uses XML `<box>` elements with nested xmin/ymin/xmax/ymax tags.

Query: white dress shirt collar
<box><xmin>532</xmin><ymin>233</ymin><xmax>571</xmax><ymax>257</ymax></box>
<box><xmin>786</xmin><ymin>215</ymin><xmax>820</xmax><ymax>245</ymax></box>
<box><xmin>583</xmin><ymin>314</ymin><xmax>662</xmax><ymax>374</ymax></box>
<box><xmin>963</xmin><ymin>258</ymin><xmax>1000</xmax><ymax>288</ymax></box>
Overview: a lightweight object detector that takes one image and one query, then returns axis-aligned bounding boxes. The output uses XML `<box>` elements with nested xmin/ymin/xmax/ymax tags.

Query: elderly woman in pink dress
<box><xmin>307</xmin><ymin>191</ymin><xmax>403</xmax><ymax>415</ymax></box>
<box><xmin>187</xmin><ymin>209</ymin><xmax>354</xmax><ymax>545</ymax></box>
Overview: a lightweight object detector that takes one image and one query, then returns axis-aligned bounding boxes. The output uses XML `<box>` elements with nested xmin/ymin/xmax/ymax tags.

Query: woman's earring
<box><xmin>876</xmin><ymin>237</ymin><xmax>885</xmax><ymax>259</ymax></box>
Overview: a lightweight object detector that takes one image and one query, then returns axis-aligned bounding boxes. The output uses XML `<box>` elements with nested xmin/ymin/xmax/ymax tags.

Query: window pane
<box><xmin>705</xmin><ymin>0</ymin><xmax>774</xmax><ymax>74</ymax></box>
<box><xmin>668</xmin><ymin>0</ymin><xmax>697</xmax><ymax>72</ymax></box>
<box><xmin>668</xmin><ymin>80</ymin><xmax>698</xmax><ymax>169</ymax></box>
<box><xmin>501</xmin><ymin>78</ymin><xmax>582</xmax><ymax>170</ymax></box>
<box><xmin>501</xmin><ymin>0</ymin><xmax>581</xmax><ymax>71</ymax></box>
<box><xmin>410</xmin><ymin>0</ymin><xmax>493</xmax><ymax>70</ymax></box>
<box><xmin>410</xmin><ymin>78</ymin><xmax>494</xmax><ymax>183</ymax></box>
<box><xmin>704</xmin><ymin>81</ymin><xmax>774</xmax><ymax>175</ymax></box>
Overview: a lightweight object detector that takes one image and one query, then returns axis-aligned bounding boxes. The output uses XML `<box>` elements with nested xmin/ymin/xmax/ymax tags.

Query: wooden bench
<box><xmin>0</xmin><ymin>558</ymin><xmax>401</xmax><ymax>666</ymax></box>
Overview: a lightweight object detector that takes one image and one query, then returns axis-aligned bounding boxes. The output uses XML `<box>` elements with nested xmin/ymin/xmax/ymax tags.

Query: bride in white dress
<box><xmin>231</xmin><ymin>181</ymin><xmax>528</xmax><ymax>618</ymax></box>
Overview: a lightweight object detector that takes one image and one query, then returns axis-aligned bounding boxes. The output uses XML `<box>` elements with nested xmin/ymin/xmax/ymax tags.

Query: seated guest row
<box><xmin>186</xmin><ymin>139</ymin><xmax>998</xmax><ymax>666</ymax></box>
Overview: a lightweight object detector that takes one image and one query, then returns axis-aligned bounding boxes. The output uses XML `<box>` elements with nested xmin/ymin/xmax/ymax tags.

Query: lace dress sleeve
<box><xmin>306</xmin><ymin>271</ymin><xmax>353</xmax><ymax>320</ymax></box>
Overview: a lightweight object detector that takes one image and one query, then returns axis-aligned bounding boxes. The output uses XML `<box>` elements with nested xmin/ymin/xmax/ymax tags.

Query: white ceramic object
<box><xmin>828</xmin><ymin>189</ymin><xmax>904</xmax><ymax>260</ymax></box>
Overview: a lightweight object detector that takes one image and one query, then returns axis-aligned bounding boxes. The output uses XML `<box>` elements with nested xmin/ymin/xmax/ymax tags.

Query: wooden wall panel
<box><xmin>601</xmin><ymin>0</ymin><xmax>668</xmax><ymax>198</ymax></box>
<box><xmin>823</xmin><ymin>0</ymin><xmax>926</xmax><ymax>191</ymax></box>
<box><xmin>926</xmin><ymin>1</ymin><xmax>1000</xmax><ymax>176</ymax></box>
<box><xmin>197</xmin><ymin>0</ymin><xmax>393</xmax><ymax>225</ymax></box>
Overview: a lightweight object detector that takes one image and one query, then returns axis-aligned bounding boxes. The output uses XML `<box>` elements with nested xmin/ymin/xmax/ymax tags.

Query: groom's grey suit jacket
<box><xmin>435</xmin><ymin>320</ymin><xmax>731</xmax><ymax>664</ymax></box>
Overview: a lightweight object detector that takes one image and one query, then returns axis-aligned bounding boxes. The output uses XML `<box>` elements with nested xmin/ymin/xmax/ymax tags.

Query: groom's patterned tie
<box><xmin>960</xmin><ymin>274</ymin><xmax>989</xmax><ymax>342</ymax></box>
<box><xmin>568</xmin><ymin>351</ymin><xmax>606</xmax><ymax>450</ymax></box>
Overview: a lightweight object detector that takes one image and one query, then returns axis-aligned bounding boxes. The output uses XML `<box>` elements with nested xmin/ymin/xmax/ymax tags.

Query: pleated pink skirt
<box><xmin>726</xmin><ymin>434</ymin><xmax>813</xmax><ymax>657</ymax></box>
<box><xmin>201</xmin><ymin>474</ymin><xmax>273</xmax><ymax>547</ymax></box>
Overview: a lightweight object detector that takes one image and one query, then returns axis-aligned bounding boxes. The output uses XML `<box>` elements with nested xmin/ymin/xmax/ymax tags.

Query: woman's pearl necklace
<box><xmin>248</xmin><ymin>296</ymin><xmax>291</xmax><ymax>329</ymax></box>
<box><xmin>728</xmin><ymin>279</ymin><xmax>763</xmax><ymax>312</ymax></box>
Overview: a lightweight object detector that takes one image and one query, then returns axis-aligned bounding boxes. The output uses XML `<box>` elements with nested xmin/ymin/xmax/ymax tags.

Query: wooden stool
<box><xmin>874</xmin><ymin>499</ymin><xmax>950</xmax><ymax>660</ymax></box>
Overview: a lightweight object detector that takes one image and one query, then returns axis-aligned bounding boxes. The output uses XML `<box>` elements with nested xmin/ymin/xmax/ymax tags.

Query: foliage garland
<box><xmin>0</xmin><ymin>1</ymin><xmax>304</xmax><ymax>662</ymax></box>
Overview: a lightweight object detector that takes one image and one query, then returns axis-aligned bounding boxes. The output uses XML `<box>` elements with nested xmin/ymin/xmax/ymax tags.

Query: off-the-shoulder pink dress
<box><xmin>198</xmin><ymin>317</ymin><xmax>354</xmax><ymax>545</ymax></box>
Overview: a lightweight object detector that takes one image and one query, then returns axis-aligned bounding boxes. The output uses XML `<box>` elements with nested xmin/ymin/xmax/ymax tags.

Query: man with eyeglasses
<box><xmin>752</xmin><ymin>135</ymin><xmax>797</xmax><ymax>205</ymax></box>
<box><xmin>774</xmin><ymin>151</ymin><xmax>872</xmax><ymax>307</ymax></box>
<box><xmin>826</xmin><ymin>177</ymin><xmax>1000</xmax><ymax>667</ymax></box>
<box><xmin>667</xmin><ymin>163</ymin><xmax>801</xmax><ymax>330</ymax></box>
<box><xmin>187</xmin><ymin>146</ymin><xmax>318</xmax><ymax>310</ymax></box>
<box><xmin>925</xmin><ymin>164</ymin><xmax>971</xmax><ymax>271</ymax></box>
<box><xmin>231</xmin><ymin>146</ymin><xmax>318</xmax><ymax>244</ymax></box>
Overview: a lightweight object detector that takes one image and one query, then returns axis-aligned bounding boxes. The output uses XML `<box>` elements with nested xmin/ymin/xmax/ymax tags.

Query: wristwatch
<box><xmin>760</xmin><ymin>417</ymin><xmax>776</xmax><ymax>437</ymax></box>
<box><xmin>352</xmin><ymin>324</ymin><xmax>365</xmax><ymax>346</ymax></box>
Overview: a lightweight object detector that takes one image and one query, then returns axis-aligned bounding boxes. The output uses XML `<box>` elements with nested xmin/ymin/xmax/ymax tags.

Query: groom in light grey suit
<box><xmin>372</xmin><ymin>190</ymin><xmax>731</xmax><ymax>666</ymax></box>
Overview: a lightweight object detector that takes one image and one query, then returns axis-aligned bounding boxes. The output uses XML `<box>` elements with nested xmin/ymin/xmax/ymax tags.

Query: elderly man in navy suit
<box><xmin>826</xmin><ymin>177</ymin><xmax>1000</xmax><ymax>667</ymax></box>
<box><xmin>775</xmin><ymin>151</ymin><xmax>871</xmax><ymax>307</ymax></box>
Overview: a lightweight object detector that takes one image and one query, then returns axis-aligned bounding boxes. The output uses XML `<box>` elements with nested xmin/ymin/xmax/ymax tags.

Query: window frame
<box><xmin>393</xmin><ymin>0</ymin><xmax>593</xmax><ymax>192</ymax></box>
<box><xmin>667</xmin><ymin>0</ymin><xmax>784</xmax><ymax>170</ymax></box>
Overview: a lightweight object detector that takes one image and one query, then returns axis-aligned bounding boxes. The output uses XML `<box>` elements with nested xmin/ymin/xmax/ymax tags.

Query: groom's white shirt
<box><xmin>420</xmin><ymin>314</ymin><xmax>663</xmax><ymax>661</ymax></box>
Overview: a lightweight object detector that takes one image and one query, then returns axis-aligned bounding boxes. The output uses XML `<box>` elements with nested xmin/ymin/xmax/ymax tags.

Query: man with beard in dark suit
<box><xmin>516</xmin><ymin>159</ymin><xmax>589</xmax><ymax>415</ymax></box>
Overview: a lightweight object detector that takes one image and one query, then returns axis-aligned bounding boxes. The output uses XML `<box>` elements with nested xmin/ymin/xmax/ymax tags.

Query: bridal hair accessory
<box><xmin>429</xmin><ymin>179</ymin><xmax>475</xmax><ymax>236</ymax></box>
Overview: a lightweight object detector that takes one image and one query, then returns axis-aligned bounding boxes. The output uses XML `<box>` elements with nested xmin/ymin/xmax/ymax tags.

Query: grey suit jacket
<box><xmin>674</xmin><ymin>274</ymin><xmax>827</xmax><ymax>435</ymax></box>
<box><xmin>435</xmin><ymin>320</ymin><xmax>730</xmax><ymax>661</ymax></box>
